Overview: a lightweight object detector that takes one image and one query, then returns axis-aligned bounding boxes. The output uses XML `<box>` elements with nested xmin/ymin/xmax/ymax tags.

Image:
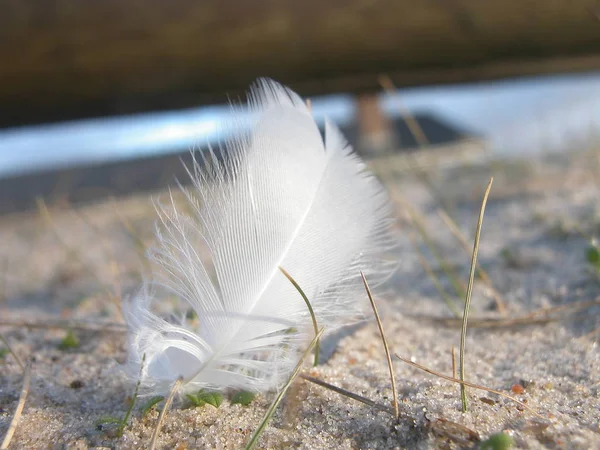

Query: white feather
<box><xmin>124</xmin><ymin>79</ymin><xmax>398</xmax><ymax>395</ymax></box>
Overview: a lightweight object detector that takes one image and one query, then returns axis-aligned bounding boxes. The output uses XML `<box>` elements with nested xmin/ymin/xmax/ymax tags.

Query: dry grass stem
<box><xmin>451</xmin><ymin>346</ymin><xmax>457</xmax><ymax>379</ymax></box>
<box><xmin>394</xmin><ymin>354</ymin><xmax>544</xmax><ymax>419</ymax></box>
<box><xmin>36</xmin><ymin>198</ymin><xmax>123</xmax><ymax>315</ymax></box>
<box><xmin>522</xmin><ymin>297</ymin><xmax>600</xmax><ymax>318</ymax></box>
<box><xmin>0</xmin><ymin>319</ymin><xmax>127</xmax><ymax>333</ymax></box>
<box><xmin>379</xmin><ymin>75</ymin><xmax>429</xmax><ymax>147</ymax></box>
<box><xmin>149</xmin><ymin>377</ymin><xmax>182</xmax><ymax>450</ymax></box>
<box><xmin>246</xmin><ymin>329</ymin><xmax>324</xmax><ymax>450</ymax></box>
<box><xmin>36</xmin><ymin>199</ymin><xmax>99</xmax><ymax>281</ymax></box>
<box><xmin>399</xmin><ymin>196</ymin><xmax>466</xmax><ymax>299</ymax></box>
<box><xmin>408</xmin><ymin>297</ymin><xmax>600</xmax><ymax>329</ymax></box>
<box><xmin>300</xmin><ymin>374</ymin><xmax>394</xmax><ymax>415</ymax></box>
<box><xmin>437</xmin><ymin>208</ymin><xmax>507</xmax><ymax>314</ymax></box>
<box><xmin>459</xmin><ymin>177</ymin><xmax>493</xmax><ymax>411</ymax></box>
<box><xmin>1</xmin><ymin>359</ymin><xmax>32</xmax><ymax>449</ymax></box>
<box><xmin>360</xmin><ymin>272</ymin><xmax>399</xmax><ymax>420</ymax></box>
<box><xmin>0</xmin><ymin>331</ymin><xmax>25</xmax><ymax>372</ymax></box>
<box><xmin>408</xmin><ymin>230</ymin><xmax>461</xmax><ymax>316</ymax></box>
<box><xmin>578</xmin><ymin>326</ymin><xmax>600</xmax><ymax>342</ymax></box>
<box><xmin>0</xmin><ymin>258</ymin><xmax>7</xmax><ymax>304</ymax></box>
<box><xmin>111</xmin><ymin>197</ymin><xmax>151</xmax><ymax>266</ymax></box>
<box><xmin>106</xmin><ymin>260</ymin><xmax>125</xmax><ymax>321</ymax></box>
<box><xmin>378</xmin><ymin>74</ymin><xmax>454</xmax><ymax>213</ymax></box>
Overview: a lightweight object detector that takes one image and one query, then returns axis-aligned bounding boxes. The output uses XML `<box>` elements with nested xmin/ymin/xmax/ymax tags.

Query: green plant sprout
<box><xmin>186</xmin><ymin>390</ymin><xmax>223</xmax><ymax>408</ymax></box>
<box><xmin>59</xmin><ymin>330</ymin><xmax>80</xmax><ymax>350</ymax></box>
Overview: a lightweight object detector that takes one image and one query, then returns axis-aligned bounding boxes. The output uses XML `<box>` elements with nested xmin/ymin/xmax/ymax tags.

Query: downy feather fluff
<box><xmin>125</xmin><ymin>79</ymin><xmax>398</xmax><ymax>395</ymax></box>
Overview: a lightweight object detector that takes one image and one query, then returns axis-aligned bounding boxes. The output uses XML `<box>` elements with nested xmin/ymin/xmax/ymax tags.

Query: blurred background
<box><xmin>2</xmin><ymin>0</ymin><xmax>600</xmax><ymax>213</ymax></box>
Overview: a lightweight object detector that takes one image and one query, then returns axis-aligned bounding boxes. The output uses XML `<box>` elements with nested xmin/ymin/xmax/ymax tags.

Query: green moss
<box><xmin>481</xmin><ymin>432</ymin><xmax>514</xmax><ymax>450</ymax></box>
<box><xmin>586</xmin><ymin>243</ymin><xmax>600</xmax><ymax>271</ymax></box>
<box><xmin>59</xmin><ymin>330</ymin><xmax>80</xmax><ymax>350</ymax></box>
<box><xmin>231</xmin><ymin>391</ymin><xmax>256</xmax><ymax>406</ymax></box>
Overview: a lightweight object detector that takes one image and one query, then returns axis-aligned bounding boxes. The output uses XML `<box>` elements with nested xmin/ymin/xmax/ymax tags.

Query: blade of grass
<box><xmin>437</xmin><ymin>208</ymin><xmax>507</xmax><ymax>314</ymax></box>
<box><xmin>394</xmin><ymin>353</ymin><xmax>543</xmax><ymax>419</ymax></box>
<box><xmin>117</xmin><ymin>354</ymin><xmax>146</xmax><ymax>437</ymax></box>
<box><xmin>279</xmin><ymin>267</ymin><xmax>320</xmax><ymax>366</ymax></box>
<box><xmin>361</xmin><ymin>272</ymin><xmax>399</xmax><ymax>421</ymax></box>
<box><xmin>0</xmin><ymin>332</ymin><xmax>25</xmax><ymax>372</ymax></box>
<box><xmin>246</xmin><ymin>328</ymin><xmax>324</xmax><ymax>450</ymax></box>
<box><xmin>1</xmin><ymin>358</ymin><xmax>32</xmax><ymax>449</ymax></box>
<box><xmin>149</xmin><ymin>377</ymin><xmax>182</xmax><ymax>450</ymax></box>
<box><xmin>459</xmin><ymin>177</ymin><xmax>493</xmax><ymax>412</ymax></box>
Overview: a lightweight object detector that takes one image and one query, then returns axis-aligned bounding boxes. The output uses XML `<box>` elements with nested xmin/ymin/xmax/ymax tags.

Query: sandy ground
<box><xmin>0</xmin><ymin>150</ymin><xmax>599</xmax><ymax>449</ymax></box>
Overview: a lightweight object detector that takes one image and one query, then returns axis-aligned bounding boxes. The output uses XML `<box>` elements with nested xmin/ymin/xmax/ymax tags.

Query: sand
<box><xmin>0</xmin><ymin>150</ymin><xmax>599</xmax><ymax>449</ymax></box>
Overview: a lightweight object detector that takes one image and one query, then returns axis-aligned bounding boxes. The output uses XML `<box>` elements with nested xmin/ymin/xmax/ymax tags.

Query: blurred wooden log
<box><xmin>2</xmin><ymin>0</ymin><xmax>600</xmax><ymax>126</ymax></box>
